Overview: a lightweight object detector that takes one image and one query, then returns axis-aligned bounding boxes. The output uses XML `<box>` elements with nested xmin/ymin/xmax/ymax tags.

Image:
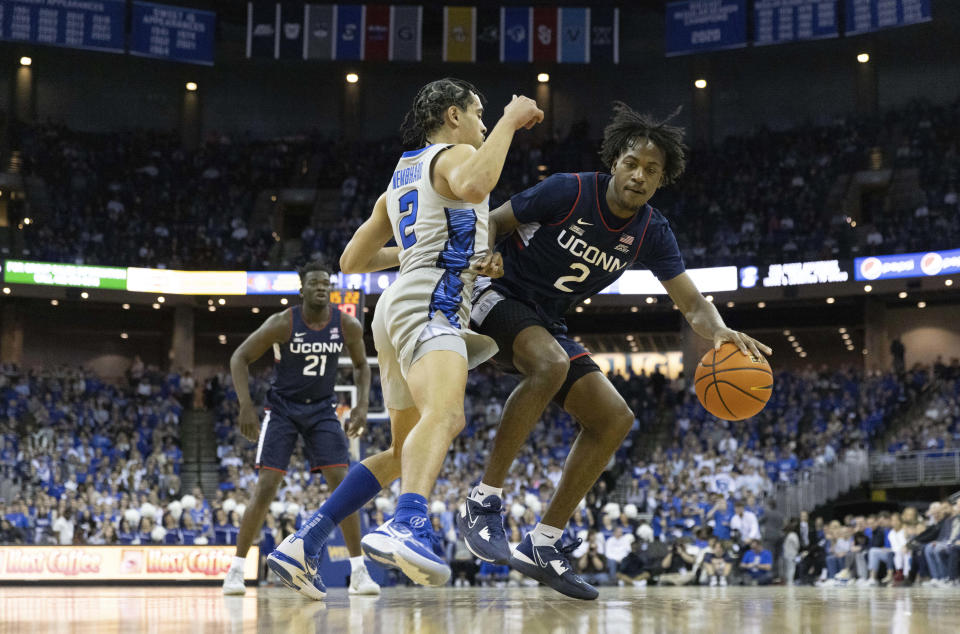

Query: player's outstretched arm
<box><xmin>341</xmin><ymin>313</ymin><xmax>369</xmax><ymax>439</ymax></box>
<box><xmin>434</xmin><ymin>95</ymin><xmax>543</xmax><ymax>204</ymax></box>
<box><xmin>486</xmin><ymin>201</ymin><xmax>521</xmax><ymax>252</ymax></box>
<box><xmin>340</xmin><ymin>193</ymin><xmax>401</xmax><ymax>273</ymax></box>
<box><xmin>661</xmin><ymin>272</ymin><xmax>773</xmax><ymax>359</ymax></box>
<box><xmin>230</xmin><ymin>311</ymin><xmax>290</xmax><ymax>441</ymax></box>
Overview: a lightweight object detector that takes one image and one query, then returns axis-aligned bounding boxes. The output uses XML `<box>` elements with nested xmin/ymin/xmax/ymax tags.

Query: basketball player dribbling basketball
<box><xmin>222</xmin><ymin>262</ymin><xmax>379</xmax><ymax>598</ymax></box>
<box><xmin>458</xmin><ymin>102</ymin><xmax>773</xmax><ymax>599</ymax></box>
<box><xmin>267</xmin><ymin>78</ymin><xmax>543</xmax><ymax>595</ymax></box>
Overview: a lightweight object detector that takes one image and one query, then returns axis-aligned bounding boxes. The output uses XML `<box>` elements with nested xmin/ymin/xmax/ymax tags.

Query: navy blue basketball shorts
<box><xmin>470</xmin><ymin>288</ymin><xmax>601</xmax><ymax>407</ymax></box>
<box><xmin>254</xmin><ymin>393</ymin><xmax>349</xmax><ymax>474</ymax></box>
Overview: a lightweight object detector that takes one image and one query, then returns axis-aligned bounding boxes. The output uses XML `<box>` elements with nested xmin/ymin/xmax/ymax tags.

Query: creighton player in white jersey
<box><xmin>267</xmin><ymin>78</ymin><xmax>542</xmax><ymax>593</ymax></box>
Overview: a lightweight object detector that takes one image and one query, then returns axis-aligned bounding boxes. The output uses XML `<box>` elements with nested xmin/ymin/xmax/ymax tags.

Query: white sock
<box><xmin>471</xmin><ymin>482</ymin><xmax>503</xmax><ymax>503</ymax></box>
<box><xmin>350</xmin><ymin>556</ymin><xmax>365</xmax><ymax>573</ymax></box>
<box><xmin>530</xmin><ymin>523</ymin><xmax>564</xmax><ymax>547</ymax></box>
<box><xmin>231</xmin><ymin>556</ymin><xmax>245</xmax><ymax>571</ymax></box>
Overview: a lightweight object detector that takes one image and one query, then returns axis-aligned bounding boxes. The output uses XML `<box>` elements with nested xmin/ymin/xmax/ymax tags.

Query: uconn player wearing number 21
<box><xmin>269</xmin><ymin>78</ymin><xmax>541</xmax><ymax>595</ymax></box>
<box><xmin>222</xmin><ymin>262</ymin><xmax>379</xmax><ymax>598</ymax></box>
<box><xmin>460</xmin><ymin>103</ymin><xmax>775</xmax><ymax>599</ymax></box>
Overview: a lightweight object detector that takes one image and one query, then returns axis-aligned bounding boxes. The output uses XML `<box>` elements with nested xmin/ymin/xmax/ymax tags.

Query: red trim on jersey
<box><xmin>569</xmin><ymin>352</ymin><xmax>591</xmax><ymax>361</ymax></box>
<box><xmin>310</xmin><ymin>463</ymin><xmax>349</xmax><ymax>472</ymax></box>
<box><xmin>513</xmin><ymin>233</ymin><xmax>526</xmax><ymax>250</ymax></box>
<box><xmin>255</xmin><ymin>465</ymin><xmax>287</xmax><ymax>475</ymax></box>
<box><xmin>545</xmin><ymin>173</ymin><xmax>583</xmax><ymax>226</ymax></box>
<box><xmin>596</xmin><ymin>172</ymin><xmax>638</xmax><ymax>233</ymax></box>
<box><xmin>629</xmin><ymin>208</ymin><xmax>655</xmax><ymax>263</ymax></box>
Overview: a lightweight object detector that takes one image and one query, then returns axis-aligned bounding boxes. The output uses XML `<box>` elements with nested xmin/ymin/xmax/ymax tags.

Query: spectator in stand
<box><xmin>731</xmin><ymin>502</ymin><xmax>761</xmax><ymax>543</ymax></box>
<box><xmin>604</xmin><ymin>526</ymin><xmax>634</xmax><ymax>578</ymax></box>
<box><xmin>740</xmin><ymin>539</ymin><xmax>774</xmax><ymax>586</ymax></box>
<box><xmin>782</xmin><ymin>519</ymin><xmax>801</xmax><ymax>586</ymax></box>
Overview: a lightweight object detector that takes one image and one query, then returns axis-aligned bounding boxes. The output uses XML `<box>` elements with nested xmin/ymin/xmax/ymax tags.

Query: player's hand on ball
<box><xmin>345</xmin><ymin>407</ymin><xmax>368</xmax><ymax>438</ymax></box>
<box><xmin>504</xmin><ymin>94</ymin><xmax>544</xmax><ymax>131</ymax></box>
<box><xmin>238</xmin><ymin>403</ymin><xmax>260</xmax><ymax>442</ymax></box>
<box><xmin>472</xmin><ymin>252</ymin><xmax>504</xmax><ymax>278</ymax></box>
<box><xmin>713</xmin><ymin>328</ymin><xmax>773</xmax><ymax>360</ymax></box>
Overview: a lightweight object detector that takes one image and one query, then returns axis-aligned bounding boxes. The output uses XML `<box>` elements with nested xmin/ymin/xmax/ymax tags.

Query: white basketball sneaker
<box><xmin>348</xmin><ymin>565</ymin><xmax>382</xmax><ymax>596</ymax></box>
<box><xmin>222</xmin><ymin>565</ymin><xmax>246</xmax><ymax>595</ymax></box>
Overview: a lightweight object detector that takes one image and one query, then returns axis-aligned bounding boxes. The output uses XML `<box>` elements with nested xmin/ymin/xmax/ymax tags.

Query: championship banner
<box><xmin>845</xmin><ymin>0</ymin><xmax>931</xmax><ymax>36</ymax></box>
<box><xmin>0</xmin><ymin>0</ymin><xmax>126</xmax><ymax>53</ymax></box>
<box><xmin>665</xmin><ymin>0</ymin><xmax>747</xmax><ymax>57</ymax></box>
<box><xmin>335</xmin><ymin>3</ymin><xmax>364</xmax><ymax>59</ymax></box>
<box><xmin>532</xmin><ymin>7</ymin><xmax>557</xmax><ymax>62</ymax></box>
<box><xmin>278</xmin><ymin>2</ymin><xmax>304</xmax><ymax>59</ymax></box>
<box><xmin>389</xmin><ymin>4</ymin><xmax>421</xmax><ymax>61</ymax></box>
<box><xmin>130</xmin><ymin>2</ymin><xmax>216</xmax><ymax>65</ymax></box>
<box><xmin>364</xmin><ymin>3</ymin><xmax>389</xmax><ymax>61</ymax></box>
<box><xmin>475</xmin><ymin>5</ymin><xmax>500</xmax><ymax>62</ymax></box>
<box><xmin>246</xmin><ymin>2</ymin><xmax>279</xmax><ymax>58</ymax></box>
<box><xmin>0</xmin><ymin>546</ymin><xmax>258</xmax><ymax>582</ymax></box>
<box><xmin>443</xmin><ymin>6</ymin><xmax>475</xmax><ymax>62</ymax></box>
<box><xmin>501</xmin><ymin>6</ymin><xmax>532</xmax><ymax>62</ymax></box>
<box><xmin>558</xmin><ymin>7</ymin><xmax>590</xmax><ymax>63</ymax></box>
<box><xmin>589</xmin><ymin>6</ymin><xmax>619</xmax><ymax>63</ymax></box>
<box><xmin>753</xmin><ymin>0</ymin><xmax>839</xmax><ymax>46</ymax></box>
<box><xmin>304</xmin><ymin>4</ymin><xmax>335</xmax><ymax>60</ymax></box>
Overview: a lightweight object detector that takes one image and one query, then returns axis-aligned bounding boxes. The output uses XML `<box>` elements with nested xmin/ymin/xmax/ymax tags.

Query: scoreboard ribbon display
<box><xmin>665</xmin><ymin>0</ymin><xmax>747</xmax><ymax>57</ymax></box>
<box><xmin>0</xmin><ymin>0</ymin><xmax>125</xmax><ymax>52</ymax></box>
<box><xmin>130</xmin><ymin>2</ymin><xmax>216</xmax><ymax>65</ymax></box>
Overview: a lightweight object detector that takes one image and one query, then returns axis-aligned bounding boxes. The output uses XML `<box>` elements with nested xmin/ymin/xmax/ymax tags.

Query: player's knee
<box><xmin>604</xmin><ymin>405</ymin><xmax>635</xmax><ymax>443</ymax></box>
<box><xmin>424</xmin><ymin>408</ymin><xmax>466</xmax><ymax>438</ymax></box>
<box><xmin>529</xmin><ymin>355</ymin><xmax>570</xmax><ymax>390</ymax></box>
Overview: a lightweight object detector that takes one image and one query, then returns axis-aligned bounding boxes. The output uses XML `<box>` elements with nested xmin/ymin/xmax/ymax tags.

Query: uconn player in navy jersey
<box><xmin>268</xmin><ymin>78</ymin><xmax>540</xmax><ymax>597</ymax></box>
<box><xmin>459</xmin><ymin>102</ymin><xmax>773</xmax><ymax>599</ymax></box>
<box><xmin>222</xmin><ymin>262</ymin><xmax>379</xmax><ymax>597</ymax></box>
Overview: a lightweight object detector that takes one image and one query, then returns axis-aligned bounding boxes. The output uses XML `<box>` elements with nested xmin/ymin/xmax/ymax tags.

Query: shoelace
<box><xmin>477</xmin><ymin>502</ymin><xmax>508</xmax><ymax>539</ymax></box>
<box><xmin>557</xmin><ymin>538</ymin><xmax>583</xmax><ymax>558</ymax></box>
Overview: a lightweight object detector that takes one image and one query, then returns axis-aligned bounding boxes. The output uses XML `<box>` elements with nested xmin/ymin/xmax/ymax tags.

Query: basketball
<box><xmin>694</xmin><ymin>343</ymin><xmax>773</xmax><ymax>421</ymax></box>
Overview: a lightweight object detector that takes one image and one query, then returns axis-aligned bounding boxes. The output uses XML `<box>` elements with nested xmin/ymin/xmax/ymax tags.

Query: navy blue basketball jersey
<box><xmin>269</xmin><ymin>306</ymin><xmax>344</xmax><ymax>403</ymax></box>
<box><xmin>491</xmin><ymin>172</ymin><xmax>686</xmax><ymax>321</ymax></box>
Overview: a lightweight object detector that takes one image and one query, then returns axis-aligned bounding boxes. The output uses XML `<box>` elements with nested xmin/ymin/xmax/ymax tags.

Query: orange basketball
<box><xmin>694</xmin><ymin>342</ymin><xmax>773</xmax><ymax>420</ymax></box>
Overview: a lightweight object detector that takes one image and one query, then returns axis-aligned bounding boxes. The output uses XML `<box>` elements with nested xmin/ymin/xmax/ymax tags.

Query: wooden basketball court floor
<box><xmin>0</xmin><ymin>585</ymin><xmax>956</xmax><ymax>633</ymax></box>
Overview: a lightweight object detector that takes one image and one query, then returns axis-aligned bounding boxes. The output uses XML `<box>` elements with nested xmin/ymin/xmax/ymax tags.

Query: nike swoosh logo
<box><xmin>294</xmin><ymin>332</ymin><xmax>307</xmax><ymax>337</ymax></box>
<box><xmin>533</xmin><ymin>547</ymin><xmax>549</xmax><ymax>569</ymax></box>
<box><xmin>466</xmin><ymin>505</ymin><xmax>480</xmax><ymax>529</ymax></box>
<box><xmin>576</xmin><ymin>219</ymin><xmax>592</xmax><ymax>226</ymax></box>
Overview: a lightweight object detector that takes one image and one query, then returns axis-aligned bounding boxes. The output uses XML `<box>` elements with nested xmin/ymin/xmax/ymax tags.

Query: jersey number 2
<box><xmin>397</xmin><ymin>189</ymin><xmax>419</xmax><ymax>248</ymax></box>
<box><xmin>553</xmin><ymin>263</ymin><xmax>590</xmax><ymax>292</ymax></box>
<box><xmin>303</xmin><ymin>355</ymin><xmax>327</xmax><ymax>377</ymax></box>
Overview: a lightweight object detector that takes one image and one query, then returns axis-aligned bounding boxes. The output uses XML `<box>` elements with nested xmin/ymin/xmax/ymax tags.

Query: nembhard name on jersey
<box><xmin>557</xmin><ymin>229</ymin><xmax>629</xmax><ymax>273</ymax></box>
<box><xmin>391</xmin><ymin>162</ymin><xmax>423</xmax><ymax>189</ymax></box>
<box><xmin>289</xmin><ymin>342</ymin><xmax>344</xmax><ymax>354</ymax></box>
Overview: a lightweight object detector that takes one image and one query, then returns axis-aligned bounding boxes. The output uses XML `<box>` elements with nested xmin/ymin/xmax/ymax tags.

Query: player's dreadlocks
<box><xmin>400</xmin><ymin>78</ymin><xmax>486</xmax><ymax>148</ymax></box>
<box><xmin>599</xmin><ymin>102</ymin><xmax>687</xmax><ymax>186</ymax></box>
<box><xmin>298</xmin><ymin>260</ymin><xmax>332</xmax><ymax>286</ymax></box>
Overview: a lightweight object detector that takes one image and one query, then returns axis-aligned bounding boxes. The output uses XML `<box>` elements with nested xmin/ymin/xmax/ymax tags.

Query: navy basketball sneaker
<box><xmin>510</xmin><ymin>535</ymin><xmax>599</xmax><ymax>600</ymax></box>
<box><xmin>457</xmin><ymin>494</ymin><xmax>511</xmax><ymax>564</ymax></box>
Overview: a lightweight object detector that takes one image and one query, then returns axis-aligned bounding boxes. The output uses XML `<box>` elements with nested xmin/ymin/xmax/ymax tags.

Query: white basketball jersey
<box><xmin>386</xmin><ymin>144</ymin><xmax>490</xmax><ymax>275</ymax></box>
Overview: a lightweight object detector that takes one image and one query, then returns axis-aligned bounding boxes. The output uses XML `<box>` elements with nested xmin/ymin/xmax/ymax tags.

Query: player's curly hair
<box><xmin>599</xmin><ymin>102</ymin><xmax>687</xmax><ymax>186</ymax></box>
<box><xmin>400</xmin><ymin>78</ymin><xmax>486</xmax><ymax>148</ymax></box>
<box><xmin>298</xmin><ymin>260</ymin><xmax>332</xmax><ymax>285</ymax></box>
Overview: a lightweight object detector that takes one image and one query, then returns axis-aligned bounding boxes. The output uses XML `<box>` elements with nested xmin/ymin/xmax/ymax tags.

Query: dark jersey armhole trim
<box><xmin>545</xmin><ymin>173</ymin><xmax>582</xmax><ymax>227</ymax></box>
<box><xmin>287</xmin><ymin>308</ymin><xmax>294</xmax><ymax>341</ymax></box>
<box><xmin>629</xmin><ymin>208</ymin><xmax>655</xmax><ymax>264</ymax></box>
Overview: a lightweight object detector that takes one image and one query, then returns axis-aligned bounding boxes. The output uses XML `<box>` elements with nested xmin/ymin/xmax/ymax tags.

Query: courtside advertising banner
<box><xmin>0</xmin><ymin>546</ymin><xmax>258</xmax><ymax>582</ymax></box>
<box><xmin>855</xmin><ymin>249</ymin><xmax>960</xmax><ymax>281</ymax></box>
